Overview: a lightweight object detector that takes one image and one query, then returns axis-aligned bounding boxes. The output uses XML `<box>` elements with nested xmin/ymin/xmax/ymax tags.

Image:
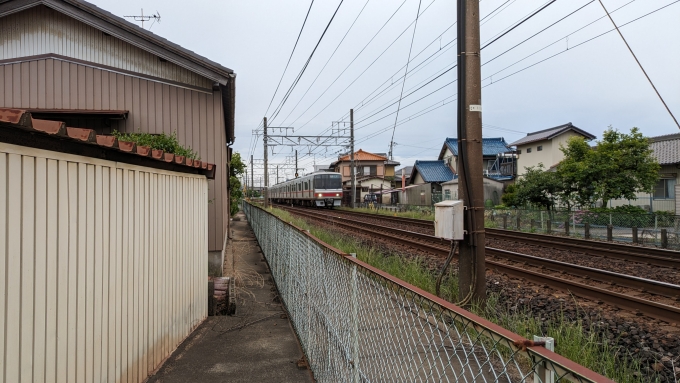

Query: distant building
<box><xmin>409</xmin><ymin>160</ymin><xmax>455</xmax><ymax>185</ymax></box>
<box><xmin>394</xmin><ymin>166</ymin><xmax>413</xmax><ymax>188</ymax></box>
<box><xmin>510</xmin><ymin>123</ymin><xmax>595</xmax><ymax>176</ymax></box>
<box><xmin>330</xmin><ymin>149</ymin><xmax>400</xmax><ymax>205</ymax></box>
<box><xmin>438</xmin><ymin>137</ymin><xmax>514</xmax><ymax>180</ymax></box>
<box><xmin>610</xmin><ymin>133</ymin><xmax>680</xmax><ymax>214</ymax></box>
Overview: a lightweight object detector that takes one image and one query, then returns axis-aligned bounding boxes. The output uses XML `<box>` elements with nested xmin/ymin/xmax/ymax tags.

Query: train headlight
<box><xmin>317</xmin><ymin>193</ymin><xmax>322</xmax><ymax>197</ymax></box>
<box><xmin>335</xmin><ymin>193</ymin><xmax>340</xmax><ymax>196</ymax></box>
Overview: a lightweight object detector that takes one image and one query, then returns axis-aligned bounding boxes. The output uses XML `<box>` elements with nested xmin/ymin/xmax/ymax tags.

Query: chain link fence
<box><xmin>485</xmin><ymin>209</ymin><xmax>680</xmax><ymax>250</ymax></box>
<box><xmin>243</xmin><ymin>202</ymin><xmax>608</xmax><ymax>383</ymax></box>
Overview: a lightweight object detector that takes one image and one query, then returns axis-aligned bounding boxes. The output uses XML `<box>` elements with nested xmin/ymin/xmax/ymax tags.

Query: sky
<box><xmin>91</xmin><ymin>0</ymin><xmax>680</xmax><ymax>183</ymax></box>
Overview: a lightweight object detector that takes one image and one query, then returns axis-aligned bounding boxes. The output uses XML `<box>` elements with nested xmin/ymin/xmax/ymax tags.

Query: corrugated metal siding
<box><xmin>0</xmin><ymin>142</ymin><xmax>208</xmax><ymax>383</ymax></box>
<box><xmin>0</xmin><ymin>5</ymin><xmax>214</xmax><ymax>89</ymax></box>
<box><xmin>0</xmin><ymin>58</ymin><xmax>227</xmax><ymax>251</ymax></box>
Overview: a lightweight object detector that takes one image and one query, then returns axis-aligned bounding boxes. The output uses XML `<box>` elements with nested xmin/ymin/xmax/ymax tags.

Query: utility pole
<box><xmin>245</xmin><ymin>168</ymin><xmax>248</xmax><ymax>198</ymax></box>
<box><xmin>250</xmin><ymin>155</ymin><xmax>254</xmax><ymax>197</ymax></box>
<box><xmin>263</xmin><ymin>117</ymin><xmax>269</xmax><ymax>208</ymax></box>
<box><xmin>295</xmin><ymin>150</ymin><xmax>299</xmax><ymax>177</ymax></box>
<box><xmin>350</xmin><ymin>109</ymin><xmax>356</xmax><ymax>208</ymax></box>
<box><xmin>456</xmin><ymin>0</ymin><xmax>485</xmax><ymax>306</ymax></box>
<box><xmin>276</xmin><ymin>165</ymin><xmax>279</xmax><ymax>184</ymax></box>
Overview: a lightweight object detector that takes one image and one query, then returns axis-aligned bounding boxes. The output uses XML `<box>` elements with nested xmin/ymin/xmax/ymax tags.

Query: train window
<box><xmin>314</xmin><ymin>174</ymin><xmax>342</xmax><ymax>189</ymax></box>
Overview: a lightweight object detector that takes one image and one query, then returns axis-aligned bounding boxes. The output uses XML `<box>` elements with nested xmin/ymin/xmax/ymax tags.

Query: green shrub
<box><xmin>112</xmin><ymin>130</ymin><xmax>199</xmax><ymax>160</ymax></box>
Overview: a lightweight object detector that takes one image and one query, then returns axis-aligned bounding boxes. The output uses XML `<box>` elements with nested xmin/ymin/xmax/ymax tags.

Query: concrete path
<box><xmin>147</xmin><ymin>211</ymin><xmax>313</xmax><ymax>383</ymax></box>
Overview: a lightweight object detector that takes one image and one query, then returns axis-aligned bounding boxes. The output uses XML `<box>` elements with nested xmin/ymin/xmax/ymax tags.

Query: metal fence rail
<box><xmin>243</xmin><ymin>202</ymin><xmax>610</xmax><ymax>383</ymax></box>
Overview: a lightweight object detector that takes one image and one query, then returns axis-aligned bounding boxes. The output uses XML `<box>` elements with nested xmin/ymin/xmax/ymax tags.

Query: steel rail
<box><xmin>487</xmin><ymin>228</ymin><xmax>680</xmax><ymax>268</ymax></box>
<box><xmin>310</xmin><ymin>207</ymin><xmax>680</xmax><ymax>268</ymax></box>
<box><xmin>281</xmin><ymin>206</ymin><xmax>680</xmax><ymax>324</ymax></box>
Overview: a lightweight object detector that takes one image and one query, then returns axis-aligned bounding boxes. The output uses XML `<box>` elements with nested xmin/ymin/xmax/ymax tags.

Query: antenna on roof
<box><xmin>124</xmin><ymin>9</ymin><xmax>161</xmax><ymax>30</ymax></box>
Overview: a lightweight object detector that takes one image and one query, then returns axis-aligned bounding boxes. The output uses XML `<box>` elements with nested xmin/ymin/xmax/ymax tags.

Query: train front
<box><xmin>313</xmin><ymin>173</ymin><xmax>342</xmax><ymax>208</ymax></box>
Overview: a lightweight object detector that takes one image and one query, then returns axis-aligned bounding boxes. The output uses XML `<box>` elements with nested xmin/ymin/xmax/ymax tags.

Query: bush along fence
<box><xmin>242</xmin><ymin>202</ymin><xmax>611</xmax><ymax>383</ymax></box>
<box><xmin>485</xmin><ymin>209</ymin><xmax>680</xmax><ymax>250</ymax></box>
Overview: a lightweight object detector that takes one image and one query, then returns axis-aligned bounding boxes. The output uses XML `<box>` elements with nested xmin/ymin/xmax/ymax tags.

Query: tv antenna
<box><xmin>124</xmin><ymin>9</ymin><xmax>161</xmax><ymax>30</ymax></box>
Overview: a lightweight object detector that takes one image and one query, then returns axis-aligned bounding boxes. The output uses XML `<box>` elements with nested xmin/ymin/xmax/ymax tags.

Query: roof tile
<box><xmin>413</xmin><ymin>160</ymin><xmax>455</xmax><ymax>183</ymax></box>
<box><xmin>509</xmin><ymin>123</ymin><xmax>596</xmax><ymax>146</ymax></box>
<box><xmin>650</xmin><ymin>134</ymin><xmax>680</xmax><ymax>165</ymax></box>
<box><xmin>0</xmin><ymin>108</ymin><xmax>216</xmax><ymax>179</ymax></box>
<box><xmin>444</xmin><ymin>137</ymin><xmax>511</xmax><ymax>157</ymax></box>
<box><xmin>338</xmin><ymin>149</ymin><xmax>388</xmax><ymax>162</ymax></box>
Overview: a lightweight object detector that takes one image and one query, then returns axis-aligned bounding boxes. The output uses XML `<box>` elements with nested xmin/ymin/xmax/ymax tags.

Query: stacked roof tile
<box><xmin>649</xmin><ymin>133</ymin><xmax>680</xmax><ymax>165</ymax></box>
<box><xmin>0</xmin><ymin>108</ymin><xmax>216</xmax><ymax>179</ymax></box>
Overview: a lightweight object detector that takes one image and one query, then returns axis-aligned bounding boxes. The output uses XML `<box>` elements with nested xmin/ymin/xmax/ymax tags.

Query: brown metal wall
<box><xmin>0</xmin><ymin>5</ymin><xmax>214</xmax><ymax>89</ymax></box>
<box><xmin>0</xmin><ymin>58</ymin><xmax>228</xmax><ymax>251</ymax></box>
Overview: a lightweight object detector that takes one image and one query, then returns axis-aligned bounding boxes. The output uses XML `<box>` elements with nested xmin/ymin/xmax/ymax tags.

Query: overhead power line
<box><xmin>267</xmin><ymin>0</ymin><xmax>345</xmax><ymax>124</ymax></box>
<box><xmin>389</xmin><ymin>0</ymin><xmax>424</xmax><ymax>160</ymax></box>
<box><xmin>262</xmin><ymin>0</ymin><xmax>315</xmax><ymax>118</ymax></box>
<box><xmin>597</xmin><ymin>0</ymin><xmax>679</xmax><ymax>129</ymax></box>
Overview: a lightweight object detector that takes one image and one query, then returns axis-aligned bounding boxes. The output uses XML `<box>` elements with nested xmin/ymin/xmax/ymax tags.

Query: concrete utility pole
<box><xmin>263</xmin><ymin>117</ymin><xmax>269</xmax><ymax>208</ymax></box>
<box><xmin>350</xmin><ymin>109</ymin><xmax>356</xmax><ymax>209</ymax></box>
<box><xmin>456</xmin><ymin>0</ymin><xmax>485</xmax><ymax>306</ymax></box>
<box><xmin>245</xmin><ymin>168</ymin><xmax>248</xmax><ymax>197</ymax></box>
<box><xmin>276</xmin><ymin>165</ymin><xmax>279</xmax><ymax>184</ymax></box>
<box><xmin>250</xmin><ymin>155</ymin><xmax>254</xmax><ymax>197</ymax></box>
<box><xmin>295</xmin><ymin>150</ymin><xmax>299</xmax><ymax>177</ymax></box>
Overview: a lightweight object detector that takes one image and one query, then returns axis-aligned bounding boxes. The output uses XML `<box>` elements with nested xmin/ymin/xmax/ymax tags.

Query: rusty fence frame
<box><xmin>243</xmin><ymin>202</ymin><xmax>612</xmax><ymax>383</ymax></box>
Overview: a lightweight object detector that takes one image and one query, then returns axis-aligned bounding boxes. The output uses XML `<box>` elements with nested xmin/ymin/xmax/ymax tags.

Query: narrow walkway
<box><xmin>147</xmin><ymin>211</ymin><xmax>313</xmax><ymax>383</ymax></box>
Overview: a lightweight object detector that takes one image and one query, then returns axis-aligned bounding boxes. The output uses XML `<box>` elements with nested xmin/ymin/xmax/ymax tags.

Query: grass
<box><xmin>267</xmin><ymin>205</ymin><xmax>651</xmax><ymax>382</ymax></box>
<box><xmin>339</xmin><ymin>206</ymin><xmax>435</xmax><ymax>221</ymax></box>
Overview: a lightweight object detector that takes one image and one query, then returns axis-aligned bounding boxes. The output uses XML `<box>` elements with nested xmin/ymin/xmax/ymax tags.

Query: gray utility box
<box><xmin>434</xmin><ymin>200</ymin><xmax>464</xmax><ymax>240</ymax></box>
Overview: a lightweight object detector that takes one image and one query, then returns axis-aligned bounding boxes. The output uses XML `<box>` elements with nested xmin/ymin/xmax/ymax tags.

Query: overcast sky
<box><xmin>92</xmin><ymin>0</ymin><xmax>680</xmax><ymax>182</ymax></box>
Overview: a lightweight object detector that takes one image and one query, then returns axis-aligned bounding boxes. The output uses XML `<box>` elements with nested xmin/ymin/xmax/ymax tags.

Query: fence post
<box><xmin>541</xmin><ymin>211</ymin><xmax>544</xmax><ymax>230</ymax></box>
<box><xmin>516</xmin><ymin>213</ymin><xmax>521</xmax><ymax>231</ymax></box>
<box><xmin>546</xmin><ymin>220</ymin><xmax>552</xmax><ymax>234</ymax></box>
<box><xmin>607</xmin><ymin>225</ymin><xmax>613</xmax><ymax>242</ymax></box>
<box><xmin>503</xmin><ymin>215</ymin><xmax>507</xmax><ymax>230</ymax></box>
<box><xmin>661</xmin><ymin>229</ymin><xmax>668</xmax><ymax>249</ymax></box>
<box><xmin>533</xmin><ymin>336</ymin><xmax>556</xmax><ymax>383</ymax></box>
<box><xmin>572</xmin><ymin>211</ymin><xmax>576</xmax><ymax>236</ymax></box>
<box><xmin>585</xmin><ymin>222</ymin><xmax>590</xmax><ymax>239</ymax></box>
<box><xmin>530</xmin><ymin>219</ymin><xmax>535</xmax><ymax>231</ymax></box>
<box><xmin>564</xmin><ymin>220</ymin><xmax>570</xmax><ymax>236</ymax></box>
<box><xmin>350</xmin><ymin>253</ymin><xmax>360</xmax><ymax>382</ymax></box>
<box><xmin>632</xmin><ymin>227</ymin><xmax>638</xmax><ymax>244</ymax></box>
<box><xmin>655</xmin><ymin>215</ymin><xmax>658</xmax><ymax>230</ymax></box>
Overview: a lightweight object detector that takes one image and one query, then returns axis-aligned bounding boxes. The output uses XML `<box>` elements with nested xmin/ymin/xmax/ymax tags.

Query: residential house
<box><xmin>394</xmin><ymin>165</ymin><xmax>413</xmax><ymax>188</ymax></box>
<box><xmin>438</xmin><ymin>137</ymin><xmax>513</xmax><ymax>179</ymax></box>
<box><xmin>404</xmin><ymin>160</ymin><xmax>455</xmax><ymax>206</ymax></box>
<box><xmin>330</xmin><ymin>149</ymin><xmax>400</xmax><ymax>204</ymax></box>
<box><xmin>441</xmin><ymin>177</ymin><xmax>505</xmax><ymax>206</ymax></box>
<box><xmin>510</xmin><ymin>123</ymin><xmax>596</xmax><ymax>176</ymax></box>
<box><xmin>610</xmin><ymin>133</ymin><xmax>680</xmax><ymax>214</ymax></box>
<box><xmin>0</xmin><ymin>0</ymin><xmax>235</xmax><ymax>253</ymax></box>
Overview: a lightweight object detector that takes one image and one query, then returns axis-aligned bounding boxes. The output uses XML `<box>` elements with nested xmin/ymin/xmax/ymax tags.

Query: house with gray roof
<box><xmin>610</xmin><ymin>133</ymin><xmax>680</xmax><ymax>214</ymax></box>
<box><xmin>509</xmin><ymin>123</ymin><xmax>596</xmax><ymax>176</ymax></box>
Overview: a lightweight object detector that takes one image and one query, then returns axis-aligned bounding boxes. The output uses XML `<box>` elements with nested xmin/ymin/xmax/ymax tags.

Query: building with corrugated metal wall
<box><xmin>0</xmin><ymin>0</ymin><xmax>236</xmax><ymax>252</ymax></box>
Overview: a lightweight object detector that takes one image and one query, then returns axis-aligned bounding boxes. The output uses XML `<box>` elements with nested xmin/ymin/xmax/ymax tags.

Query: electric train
<box><xmin>269</xmin><ymin>171</ymin><xmax>343</xmax><ymax>208</ymax></box>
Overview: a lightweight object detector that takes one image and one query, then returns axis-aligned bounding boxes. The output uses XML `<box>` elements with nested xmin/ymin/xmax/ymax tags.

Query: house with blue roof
<box><xmin>409</xmin><ymin>160</ymin><xmax>456</xmax><ymax>185</ymax></box>
<box><xmin>438</xmin><ymin>137</ymin><xmax>515</xmax><ymax>179</ymax></box>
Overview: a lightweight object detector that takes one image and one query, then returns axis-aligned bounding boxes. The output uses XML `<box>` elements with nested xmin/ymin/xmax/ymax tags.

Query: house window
<box><xmin>537</xmin><ymin>145</ymin><xmax>543</xmax><ymax>151</ymax></box>
<box><xmin>653</xmin><ymin>178</ymin><xmax>676</xmax><ymax>199</ymax></box>
<box><xmin>357</xmin><ymin>165</ymin><xmax>377</xmax><ymax>176</ymax></box>
<box><xmin>361</xmin><ymin>187</ymin><xmax>369</xmax><ymax>192</ymax></box>
<box><xmin>526</xmin><ymin>148</ymin><xmax>532</xmax><ymax>153</ymax></box>
<box><xmin>444</xmin><ymin>190</ymin><xmax>451</xmax><ymax>200</ymax></box>
<box><xmin>516</xmin><ymin>150</ymin><xmax>521</xmax><ymax>154</ymax></box>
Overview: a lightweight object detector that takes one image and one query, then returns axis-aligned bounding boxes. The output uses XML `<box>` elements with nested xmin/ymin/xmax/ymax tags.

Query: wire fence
<box><xmin>485</xmin><ymin>209</ymin><xmax>680</xmax><ymax>250</ymax></box>
<box><xmin>243</xmin><ymin>202</ymin><xmax>609</xmax><ymax>383</ymax></box>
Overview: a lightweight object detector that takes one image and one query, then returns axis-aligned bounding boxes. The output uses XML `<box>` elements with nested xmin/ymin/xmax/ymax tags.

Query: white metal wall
<box><xmin>0</xmin><ymin>142</ymin><xmax>208</xmax><ymax>383</ymax></box>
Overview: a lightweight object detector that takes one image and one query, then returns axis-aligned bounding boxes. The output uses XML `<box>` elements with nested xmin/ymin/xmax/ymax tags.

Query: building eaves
<box><xmin>509</xmin><ymin>123</ymin><xmax>596</xmax><ymax>147</ymax></box>
<box><xmin>649</xmin><ymin>134</ymin><xmax>680</xmax><ymax>165</ymax></box>
<box><xmin>0</xmin><ymin>108</ymin><xmax>216</xmax><ymax>179</ymax></box>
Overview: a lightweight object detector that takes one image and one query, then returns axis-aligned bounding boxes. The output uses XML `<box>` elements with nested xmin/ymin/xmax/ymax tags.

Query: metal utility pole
<box><xmin>250</xmin><ymin>155</ymin><xmax>254</xmax><ymax>197</ymax></box>
<box><xmin>263</xmin><ymin>117</ymin><xmax>269</xmax><ymax>208</ymax></box>
<box><xmin>295</xmin><ymin>150</ymin><xmax>299</xmax><ymax>177</ymax></box>
<box><xmin>456</xmin><ymin>0</ymin><xmax>485</xmax><ymax>306</ymax></box>
<box><xmin>350</xmin><ymin>109</ymin><xmax>356</xmax><ymax>209</ymax></box>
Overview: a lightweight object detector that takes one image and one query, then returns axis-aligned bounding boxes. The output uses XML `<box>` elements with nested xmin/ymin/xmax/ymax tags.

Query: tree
<box><xmin>501</xmin><ymin>184</ymin><xmax>519</xmax><ymax>207</ymax></box>
<box><xmin>556</xmin><ymin>127</ymin><xmax>659</xmax><ymax>208</ymax></box>
<box><xmin>229</xmin><ymin>152</ymin><xmax>246</xmax><ymax>215</ymax></box>
<box><xmin>514</xmin><ymin>164</ymin><xmax>561</xmax><ymax>210</ymax></box>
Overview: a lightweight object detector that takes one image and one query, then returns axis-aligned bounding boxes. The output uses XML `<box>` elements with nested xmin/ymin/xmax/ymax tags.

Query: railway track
<box><xmin>311</xmin><ymin>207</ymin><xmax>680</xmax><ymax>269</ymax></box>
<box><xmin>278</xmin><ymin>205</ymin><xmax>680</xmax><ymax>324</ymax></box>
